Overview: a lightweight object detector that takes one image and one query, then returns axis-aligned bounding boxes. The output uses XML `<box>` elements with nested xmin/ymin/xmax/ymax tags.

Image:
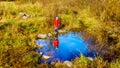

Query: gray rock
<box><xmin>48</xmin><ymin>33</ymin><xmax>52</xmax><ymax>37</ymax></box>
<box><xmin>37</xmin><ymin>34</ymin><xmax>47</xmax><ymax>39</ymax></box>
<box><xmin>42</xmin><ymin>55</ymin><xmax>51</xmax><ymax>60</ymax></box>
<box><xmin>87</xmin><ymin>57</ymin><xmax>94</xmax><ymax>61</ymax></box>
<box><xmin>19</xmin><ymin>12</ymin><xmax>25</xmax><ymax>16</ymax></box>
<box><xmin>51</xmin><ymin>62</ymin><xmax>55</xmax><ymax>65</ymax></box>
<box><xmin>64</xmin><ymin>61</ymin><xmax>72</xmax><ymax>67</ymax></box>
<box><xmin>58</xmin><ymin>30</ymin><xmax>66</xmax><ymax>33</ymax></box>
<box><xmin>22</xmin><ymin>16</ymin><xmax>28</xmax><ymax>19</ymax></box>
<box><xmin>19</xmin><ymin>12</ymin><xmax>30</xmax><ymax>19</ymax></box>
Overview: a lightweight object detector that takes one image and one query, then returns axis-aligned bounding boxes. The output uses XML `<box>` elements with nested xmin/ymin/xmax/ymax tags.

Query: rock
<box><xmin>38</xmin><ymin>52</ymin><xmax>43</xmax><ymax>57</ymax></box>
<box><xmin>63</xmin><ymin>61</ymin><xmax>72</xmax><ymax>67</ymax></box>
<box><xmin>48</xmin><ymin>33</ymin><xmax>52</xmax><ymax>37</ymax></box>
<box><xmin>19</xmin><ymin>12</ymin><xmax>25</xmax><ymax>16</ymax></box>
<box><xmin>51</xmin><ymin>62</ymin><xmax>55</xmax><ymax>65</ymax></box>
<box><xmin>19</xmin><ymin>12</ymin><xmax>30</xmax><ymax>19</ymax></box>
<box><xmin>87</xmin><ymin>57</ymin><xmax>94</xmax><ymax>61</ymax></box>
<box><xmin>22</xmin><ymin>14</ymin><xmax>30</xmax><ymax>19</ymax></box>
<box><xmin>22</xmin><ymin>15</ymin><xmax>29</xmax><ymax>19</ymax></box>
<box><xmin>37</xmin><ymin>34</ymin><xmax>47</xmax><ymax>39</ymax></box>
<box><xmin>58</xmin><ymin>30</ymin><xmax>66</xmax><ymax>33</ymax></box>
<box><xmin>42</xmin><ymin>55</ymin><xmax>51</xmax><ymax>60</ymax></box>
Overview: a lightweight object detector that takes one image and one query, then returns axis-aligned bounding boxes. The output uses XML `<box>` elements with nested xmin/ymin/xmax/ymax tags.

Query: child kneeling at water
<box><xmin>54</xmin><ymin>16</ymin><xmax>60</xmax><ymax>33</ymax></box>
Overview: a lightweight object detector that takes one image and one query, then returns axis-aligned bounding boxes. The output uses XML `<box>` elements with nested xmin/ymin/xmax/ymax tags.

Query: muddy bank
<box><xmin>80</xmin><ymin>30</ymin><xmax>118</xmax><ymax>62</ymax></box>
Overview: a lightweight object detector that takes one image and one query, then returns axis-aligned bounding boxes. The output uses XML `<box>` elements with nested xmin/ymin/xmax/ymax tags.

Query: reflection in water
<box><xmin>53</xmin><ymin>32</ymin><xmax>59</xmax><ymax>49</ymax></box>
<box><xmin>53</xmin><ymin>38</ymin><xmax>59</xmax><ymax>49</ymax></box>
<box><xmin>36</xmin><ymin>32</ymin><xmax>95</xmax><ymax>63</ymax></box>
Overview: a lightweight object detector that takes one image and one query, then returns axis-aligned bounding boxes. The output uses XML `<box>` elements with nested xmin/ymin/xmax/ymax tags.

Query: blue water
<box><xmin>36</xmin><ymin>32</ymin><xmax>94</xmax><ymax>63</ymax></box>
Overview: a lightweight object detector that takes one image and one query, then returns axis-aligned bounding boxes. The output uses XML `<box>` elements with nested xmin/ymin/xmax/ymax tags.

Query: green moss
<box><xmin>23</xmin><ymin>55</ymin><xmax>33</xmax><ymax>63</ymax></box>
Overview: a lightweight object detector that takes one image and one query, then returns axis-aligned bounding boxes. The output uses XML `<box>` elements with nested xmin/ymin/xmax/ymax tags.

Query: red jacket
<box><xmin>54</xmin><ymin>19</ymin><xmax>60</xmax><ymax>27</ymax></box>
<box><xmin>53</xmin><ymin>39</ymin><xmax>59</xmax><ymax>48</ymax></box>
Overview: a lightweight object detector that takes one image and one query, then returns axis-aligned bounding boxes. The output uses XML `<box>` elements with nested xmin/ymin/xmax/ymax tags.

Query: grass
<box><xmin>0</xmin><ymin>0</ymin><xmax>120</xmax><ymax>68</ymax></box>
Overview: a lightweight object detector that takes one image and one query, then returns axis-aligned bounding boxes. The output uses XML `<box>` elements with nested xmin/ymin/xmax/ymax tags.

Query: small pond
<box><xmin>36</xmin><ymin>32</ymin><xmax>96</xmax><ymax>63</ymax></box>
